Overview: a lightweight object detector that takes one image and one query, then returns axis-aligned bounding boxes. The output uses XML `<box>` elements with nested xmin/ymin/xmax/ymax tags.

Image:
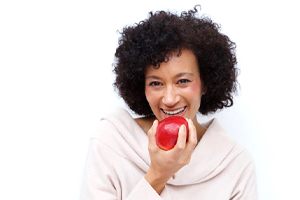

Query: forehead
<box><xmin>145</xmin><ymin>49</ymin><xmax>200</xmax><ymax>76</ymax></box>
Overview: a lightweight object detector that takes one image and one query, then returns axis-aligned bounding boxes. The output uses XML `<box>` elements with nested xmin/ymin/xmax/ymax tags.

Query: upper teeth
<box><xmin>163</xmin><ymin>107</ymin><xmax>185</xmax><ymax>115</ymax></box>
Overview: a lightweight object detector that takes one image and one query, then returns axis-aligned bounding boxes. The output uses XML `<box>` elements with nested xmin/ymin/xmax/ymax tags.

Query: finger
<box><xmin>174</xmin><ymin>124</ymin><xmax>187</xmax><ymax>150</ymax></box>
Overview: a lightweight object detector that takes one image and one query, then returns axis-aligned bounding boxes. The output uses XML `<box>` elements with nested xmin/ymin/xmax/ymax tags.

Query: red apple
<box><xmin>155</xmin><ymin>116</ymin><xmax>189</xmax><ymax>150</ymax></box>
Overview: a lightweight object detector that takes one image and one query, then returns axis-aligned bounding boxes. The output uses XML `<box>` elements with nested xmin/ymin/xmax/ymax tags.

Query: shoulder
<box><xmin>89</xmin><ymin>108</ymin><xmax>136</xmax><ymax>154</ymax></box>
<box><xmin>92</xmin><ymin>107</ymin><xmax>134</xmax><ymax>139</ymax></box>
<box><xmin>205</xmin><ymin>118</ymin><xmax>256</xmax><ymax>168</ymax></box>
<box><xmin>89</xmin><ymin>107</ymin><xmax>149</xmax><ymax>157</ymax></box>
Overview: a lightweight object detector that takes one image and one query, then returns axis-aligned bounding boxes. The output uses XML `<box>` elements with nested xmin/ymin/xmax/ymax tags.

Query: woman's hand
<box><xmin>144</xmin><ymin>118</ymin><xmax>198</xmax><ymax>194</ymax></box>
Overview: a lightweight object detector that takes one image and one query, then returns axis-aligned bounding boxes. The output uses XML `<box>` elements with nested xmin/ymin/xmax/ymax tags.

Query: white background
<box><xmin>1</xmin><ymin>0</ymin><xmax>300</xmax><ymax>199</ymax></box>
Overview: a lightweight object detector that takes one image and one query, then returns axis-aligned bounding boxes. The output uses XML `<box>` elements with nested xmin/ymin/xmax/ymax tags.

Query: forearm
<box><xmin>144</xmin><ymin>168</ymin><xmax>170</xmax><ymax>194</ymax></box>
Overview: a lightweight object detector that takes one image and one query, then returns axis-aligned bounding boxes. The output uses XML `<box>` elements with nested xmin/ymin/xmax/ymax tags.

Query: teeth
<box><xmin>162</xmin><ymin>107</ymin><xmax>185</xmax><ymax>115</ymax></box>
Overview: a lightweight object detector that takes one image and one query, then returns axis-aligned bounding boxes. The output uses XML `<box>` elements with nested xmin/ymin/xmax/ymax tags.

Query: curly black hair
<box><xmin>113</xmin><ymin>6</ymin><xmax>238</xmax><ymax>116</ymax></box>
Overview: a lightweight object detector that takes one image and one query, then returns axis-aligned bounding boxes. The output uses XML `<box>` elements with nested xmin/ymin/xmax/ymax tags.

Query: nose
<box><xmin>162</xmin><ymin>85</ymin><xmax>180</xmax><ymax>107</ymax></box>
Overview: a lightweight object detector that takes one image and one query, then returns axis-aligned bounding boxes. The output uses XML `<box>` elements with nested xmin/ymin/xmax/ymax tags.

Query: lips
<box><xmin>161</xmin><ymin>106</ymin><xmax>186</xmax><ymax>116</ymax></box>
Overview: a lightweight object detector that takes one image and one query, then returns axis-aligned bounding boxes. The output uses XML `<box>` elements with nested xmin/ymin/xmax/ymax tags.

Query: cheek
<box><xmin>145</xmin><ymin>88</ymin><xmax>150</xmax><ymax>102</ymax></box>
<box><xmin>185</xmin><ymin>81</ymin><xmax>202</xmax><ymax>108</ymax></box>
<box><xmin>145</xmin><ymin>87</ymin><xmax>157</xmax><ymax>106</ymax></box>
<box><xmin>191</xmin><ymin>82</ymin><xmax>201</xmax><ymax>93</ymax></box>
<box><xmin>188</xmin><ymin>81</ymin><xmax>201</xmax><ymax>96</ymax></box>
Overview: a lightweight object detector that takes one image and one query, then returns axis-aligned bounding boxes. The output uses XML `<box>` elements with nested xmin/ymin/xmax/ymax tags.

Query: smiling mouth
<box><xmin>161</xmin><ymin>106</ymin><xmax>187</xmax><ymax>116</ymax></box>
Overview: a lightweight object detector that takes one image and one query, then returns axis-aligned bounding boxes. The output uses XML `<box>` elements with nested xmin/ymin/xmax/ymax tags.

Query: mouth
<box><xmin>160</xmin><ymin>106</ymin><xmax>187</xmax><ymax>116</ymax></box>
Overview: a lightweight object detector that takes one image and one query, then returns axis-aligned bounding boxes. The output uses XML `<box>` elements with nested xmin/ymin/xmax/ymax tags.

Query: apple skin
<box><xmin>155</xmin><ymin>116</ymin><xmax>189</xmax><ymax>151</ymax></box>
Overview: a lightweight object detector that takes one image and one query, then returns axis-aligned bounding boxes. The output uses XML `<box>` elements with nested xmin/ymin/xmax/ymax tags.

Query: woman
<box><xmin>81</xmin><ymin>6</ymin><xmax>257</xmax><ymax>200</ymax></box>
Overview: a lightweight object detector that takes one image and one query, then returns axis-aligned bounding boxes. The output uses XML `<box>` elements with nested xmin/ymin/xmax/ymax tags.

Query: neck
<box><xmin>192</xmin><ymin>117</ymin><xmax>207</xmax><ymax>142</ymax></box>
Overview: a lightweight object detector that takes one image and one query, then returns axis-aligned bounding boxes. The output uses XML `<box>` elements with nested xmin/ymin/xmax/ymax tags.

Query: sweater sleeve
<box><xmin>80</xmin><ymin>138</ymin><xmax>166</xmax><ymax>200</ymax></box>
<box><xmin>230</xmin><ymin>161</ymin><xmax>258</xmax><ymax>200</ymax></box>
<box><xmin>126</xmin><ymin>178</ymin><xmax>168</xmax><ymax>200</ymax></box>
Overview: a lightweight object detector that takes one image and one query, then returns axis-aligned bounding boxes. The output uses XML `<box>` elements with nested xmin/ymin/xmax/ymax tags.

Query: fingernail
<box><xmin>181</xmin><ymin>124</ymin><xmax>186</xmax><ymax>131</ymax></box>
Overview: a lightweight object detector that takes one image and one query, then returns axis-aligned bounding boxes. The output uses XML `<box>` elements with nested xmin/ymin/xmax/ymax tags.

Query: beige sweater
<box><xmin>80</xmin><ymin>108</ymin><xmax>257</xmax><ymax>200</ymax></box>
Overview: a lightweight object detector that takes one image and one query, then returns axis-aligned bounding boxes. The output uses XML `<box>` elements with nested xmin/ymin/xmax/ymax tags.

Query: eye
<box><xmin>177</xmin><ymin>79</ymin><xmax>191</xmax><ymax>85</ymax></box>
<box><xmin>148</xmin><ymin>81</ymin><xmax>162</xmax><ymax>87</ymax></box>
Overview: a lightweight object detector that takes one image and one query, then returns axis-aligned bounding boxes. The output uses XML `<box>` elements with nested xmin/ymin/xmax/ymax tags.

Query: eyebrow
<box><xmin>145</xmin><ymin>72</ymin><xmax>194</xmax><ymax>79</ymax></box>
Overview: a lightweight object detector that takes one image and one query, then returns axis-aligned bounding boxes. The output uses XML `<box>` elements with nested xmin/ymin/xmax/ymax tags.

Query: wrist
<box><xmin>144</xmin><ymin>168</ymin><xmax>169</xmax><ymax>194</ymax></box>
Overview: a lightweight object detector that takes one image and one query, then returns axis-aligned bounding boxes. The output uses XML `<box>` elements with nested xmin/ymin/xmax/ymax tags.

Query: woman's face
<box><xmin>145</xmin><ymin>49</ymin><xmax>204</xmax><ymax>122</ymax></box>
